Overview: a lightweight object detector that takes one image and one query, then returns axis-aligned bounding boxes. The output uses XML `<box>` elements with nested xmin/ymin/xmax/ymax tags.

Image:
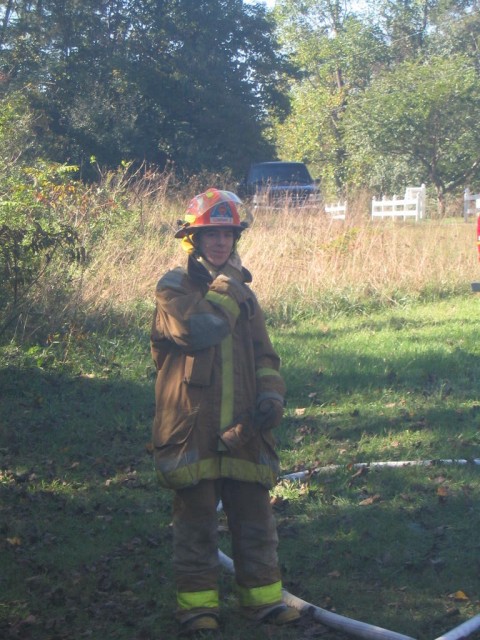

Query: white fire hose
<box><xmin>218</xmin><ymin>549</ymin><xmax>416</xmax><ymax>640</ymax></box>
<box><xmin>282</xmin><ymin>458</ymin><xmax>480</xmax><ymax>481</ymax></box>
<box><xmin>218</xmin><ymin>550</ymin><xmax>480</xmax><ymax>640</ymax></box>
<box><xmin>433</xmin><ymin>614</ymin><xmax>480</xmax><ymax>640</ymax></box>
<box><xmin>216</xmin><ymin>458</ymin><xmax>480</xmax><ymax>640</ymax></box>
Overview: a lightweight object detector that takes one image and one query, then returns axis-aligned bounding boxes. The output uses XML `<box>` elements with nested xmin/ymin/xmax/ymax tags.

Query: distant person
<box><xmin>150</xmin><ymin>188</ymin><xmax>300</xmax><ymax>636</ymax></box>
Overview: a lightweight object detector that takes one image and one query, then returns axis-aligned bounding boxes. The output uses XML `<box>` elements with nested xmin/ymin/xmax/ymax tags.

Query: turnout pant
<box><xmin>172</xmin><ymin>478</ymin><xmax>283</xmax><ymax>623</ymax></box>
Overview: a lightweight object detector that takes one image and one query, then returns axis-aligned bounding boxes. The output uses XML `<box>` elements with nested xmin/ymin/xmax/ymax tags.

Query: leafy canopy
<box><xmin>344</xmin><ymin>54</ymin><xmax>480</xmax><ymax>210</ymax></box>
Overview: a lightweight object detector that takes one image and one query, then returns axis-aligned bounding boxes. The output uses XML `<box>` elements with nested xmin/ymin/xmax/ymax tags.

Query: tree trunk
<box><xmin>435</xmin><ymin>184</ymin><xmax>446</xmax><ymax>218</ymax></box>
<box><xmin>0</xmin><ymin>0</ymin><xmax>14</xmax><ymax>48</ymax></box>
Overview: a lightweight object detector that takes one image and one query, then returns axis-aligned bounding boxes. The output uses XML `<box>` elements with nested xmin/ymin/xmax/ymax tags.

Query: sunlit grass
<box><xmin>2</xmin><ymin>298</ymin><xmax>480</xmax><ymax>639</ymax></box>
<box><xmin>2</xmin><ymin>178</ymin><xmax>480</xmax><ymax>638</ymax></box>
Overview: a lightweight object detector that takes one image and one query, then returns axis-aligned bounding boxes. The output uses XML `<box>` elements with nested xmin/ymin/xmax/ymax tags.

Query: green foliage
<box><xmin>370</xmin><ymin>0</ymin><xmax>480</xmax><ymax>62</ymax></box>
<box><xmin>0</xmin><ymin>0</ymin><xmax>286</xmax><ymax>175</ymax></box>
<box><xmin>0</xmin><ymin>93</ymin><xmax>35</xmax><ymax>168</ymax></box>
<box><xmin>344</xmin><ymin>54</ymin><xmax>480</xmax><ymax>210</ymax></box>
<box><xmin>273</xmin><ymin>2</ymin><xmax>389</xmax><ymax>195</ymax></box>
<box><xmin>0</xmin><ymin>96</ymin><xmax>142</xmax><ymax>338</ymax></box>
<box><xmin>371</xmin><ymin>0</ymin><xmax>439</xmax><ymax>62</ymax></box>
<box><xmin>0</xmin><ymin>97</ymin><xmax>83</xmax><ymax>330</ymax></box>
<box><xmin>429</xmin><ymin>1</ymin><xmax>480</xmax><ymax>58</ymax></box>
<box><xmin>272</xmin><ymin>0</ymin><xmax>480</xmax><ymax>200</ymax></box>
<box><xmin>1</xmin><ymin>0</ymin><xmax>479</xmax><ymax>199</ymax></box>
<box><xmin>1</xmin><ymin>296</ymin><xmax>480</xmax><ymax>639</ymax></box>
<box><xmin>0</xmin><ymin>0</ymin><xmax>479</xmax><ymax>201</ymax></box>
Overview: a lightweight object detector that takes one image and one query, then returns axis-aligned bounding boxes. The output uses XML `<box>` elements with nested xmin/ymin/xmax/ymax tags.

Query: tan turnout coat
<box><xmin>151</xmin><ymin>255</ymin><xmax>285</xmax><ymax>490</ymax></box>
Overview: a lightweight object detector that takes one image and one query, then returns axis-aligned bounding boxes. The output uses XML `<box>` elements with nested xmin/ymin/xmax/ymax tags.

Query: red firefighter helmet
<box><xmin>175</xmin><ymin>188</ymin><xmax>248</xmax><ymax>238</ymax></box>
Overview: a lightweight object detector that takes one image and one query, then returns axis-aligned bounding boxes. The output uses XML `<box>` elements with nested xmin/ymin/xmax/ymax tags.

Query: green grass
<box><xmin>1</xmin><ymin>295</ymin><xmax>480</xmax><ymax>639</ymax></box>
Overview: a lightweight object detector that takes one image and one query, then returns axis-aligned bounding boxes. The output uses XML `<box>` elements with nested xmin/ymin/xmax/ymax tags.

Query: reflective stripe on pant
<box><xmin>173</xmin><ymin>479</ymin><xmax>282</xmax><ymax>619</ymax></box>
<box><xmin>173</xmin><ymin>481</ymin><xmax>220</xmax><ymax>620</ymax></box>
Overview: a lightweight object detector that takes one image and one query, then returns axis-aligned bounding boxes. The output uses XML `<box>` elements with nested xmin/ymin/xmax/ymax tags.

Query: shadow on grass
<box><xmin>275</xmin><ymin>466</ymin><xmax>480</xmax><ymax>640</ymax></box>
<box><xmin>281</xmin><ymin>325</ymin><xmax>480</xmax><ymax>403</ymax></box>
<box><xmin>0</xmin><ymin>361</ymin><xmax>180</xmax><ymax>640</ymax></box>
<box><xmin>1</xmin><ymin>314</ymin><xmax>479</xmax><ymax>639</ymax></box>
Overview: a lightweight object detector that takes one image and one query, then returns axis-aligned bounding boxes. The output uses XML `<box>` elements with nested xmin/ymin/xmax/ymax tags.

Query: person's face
<box><xmin>197</xmin><ymin>228</ymin><xmax>235</xmax><ymax>267</ymax></box>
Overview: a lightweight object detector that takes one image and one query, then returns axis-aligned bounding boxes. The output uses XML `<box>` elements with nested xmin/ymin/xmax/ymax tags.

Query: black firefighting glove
<box><xmin>210</xmin><ymin>256</ymin><xmax>255</xmax><ymax>318</ymax></box>
<box><xmin>254</xmin><ymin>395</ymin><xmax>284</xmax><ymax>431</ymax></box>
<box><xmin>210</xmin><ymin>273</ymin><xmax>253</xmax><ymax>313</ymax></box>
<box><xmin>218</xmin><ymin>419</ymin><xmax>256</xmax><ymax>452</ymax></box>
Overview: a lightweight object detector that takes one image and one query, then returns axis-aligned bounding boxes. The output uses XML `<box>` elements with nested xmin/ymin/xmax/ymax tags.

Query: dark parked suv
<box><xmin>239</xmin><ymin>161</ymin><xmax>321</xmax><ymax>209</ymax></box>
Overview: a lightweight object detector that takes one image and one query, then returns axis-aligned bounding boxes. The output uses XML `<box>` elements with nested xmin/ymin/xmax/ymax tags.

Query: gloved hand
<box><xmin>210</xmin><ymin>254</ymin><xmax>252</xmax><ymax>308</ymax></box>
<box><xmin>254</xmin><ymin>398</ymin><xmax>284</xmax><ymax>431</ymax></box>
<box><xmin>210</xmin><ymin>273</ymin><xmax>250</xmax><ymax>304</ymax></box>
<box><xmin>218</xmin><ymin>420</ymin><xmax>256</xmax><ymax>452</ymax></box>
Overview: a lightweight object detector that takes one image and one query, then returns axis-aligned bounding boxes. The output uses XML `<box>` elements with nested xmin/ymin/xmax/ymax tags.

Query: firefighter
<box><xmin>150</xmin><ymin>188</ymin><xmax>300</xmax><ymax>636</ymax></box>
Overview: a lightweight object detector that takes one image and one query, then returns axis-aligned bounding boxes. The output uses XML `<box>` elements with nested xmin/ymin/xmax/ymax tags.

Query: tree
<box><xmin>344</xmin><ymin>54</ymin><xmax>480</xmax><ymax>214</ymax></box>
<box><xmin>428</xmin><ymin>0</ymin><xmax>480</xmax><ymax>60</ymax></box>
<box><xmin>366</xmin><ymin>0</ymin><xmax>480</xmax><ymax>63</ymax></box>
<box><xmin>366</xmin><ymin>0</ymin><xmax>438</xmax><ymax>62</ymax></box>
<box><xmin>272</xmin><ymin>0</ymin><xmax>389</xmax><ymax>196</ymax></box>
<box><xmin>0</xmin><ymin>1</ymin><xmax>288</xmax><ymax>176</ymax></box>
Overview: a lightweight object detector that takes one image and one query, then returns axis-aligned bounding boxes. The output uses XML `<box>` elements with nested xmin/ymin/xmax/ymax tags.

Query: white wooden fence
<box><xmin>325</xmin><ymin>201</ymin><xmax>346</xmax><ymax>220</ymax></box>
<box><xmin>464</xmin><ymin>188</ymin><xmax>480</xmax><ymax>222</ymax></box>
<box><xmin>371</xmin><ymin>184</ymin><xmax>426</xmax><ymax>221</ymax></box>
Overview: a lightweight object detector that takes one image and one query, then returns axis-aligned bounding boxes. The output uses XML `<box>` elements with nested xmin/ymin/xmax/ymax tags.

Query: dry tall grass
<box><xmin>80</xmin><ymin>191</ymin><xmax>479</xmax><ymax>322</ymax></box>
<box><xmin>7</xmin><ymin>169</ymin><xmax>476</xmax><ymax>342</ymax></box>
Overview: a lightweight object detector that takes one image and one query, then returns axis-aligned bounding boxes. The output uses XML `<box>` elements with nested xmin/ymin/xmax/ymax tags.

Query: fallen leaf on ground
<box><xmin>145</xmin><ymin>441</ymin><xmax>154</xmax><ymax>453</ymax></box>
<box><xmin>359</xmin><ymin>494</ymin><xmax>381</xmax><ymax>506</ymax></box>
<box><xmin>348</xmin><ymin>466</ymin><xmax>369</xmax><ymax>486</ymax></box>
<box><xmin>328</xmin><ymin>570</ymin><xmax>341</xmax><ymax>578</ymax></box>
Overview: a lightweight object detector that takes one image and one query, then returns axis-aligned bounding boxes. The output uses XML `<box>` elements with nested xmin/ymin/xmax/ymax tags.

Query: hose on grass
<box><xmin>282</xmin><ymin>459</ymin><xmax>480</xmax><ymax>481</ymax></box>
<box><xmin>218</xmin><ymin>550</ymin><xmax>416</xmax><ymax>640</ymax></box>
<box><xmin>217</xmin><ymin>459</ymin><xmax>480</xmax><ymax>640</ymax></box>
<box><xmin>218</xmin><ymin>550</ymin><xmax>480</xmax><ymax>640</ymax></box>
<box><xmin>433</xmin><ymin>614</ymin><xmax>480</xmax><ymax>640</ymax></box>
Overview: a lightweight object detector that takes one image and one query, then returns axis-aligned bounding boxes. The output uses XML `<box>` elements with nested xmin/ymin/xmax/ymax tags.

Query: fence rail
<box><xmin>325</xmin><ymin>201</ymin><xmax>347</xmax><ymax>220</ymax></box>
<box><xmin>464</xmin><ymin>188</ymin><xmax>480</xmax><ymax>222</ymax></box>
<box><xmin>371</xmin><ymin>184</ymin><xmax>426</xmax><ymax>221</ymax></box>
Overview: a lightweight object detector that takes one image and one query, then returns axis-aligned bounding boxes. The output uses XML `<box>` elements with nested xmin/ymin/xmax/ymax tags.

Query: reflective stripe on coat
<box><xmin>151</xmin><ymin>256</ymin><xmax>285</xmax><ymax>490</ymax></box>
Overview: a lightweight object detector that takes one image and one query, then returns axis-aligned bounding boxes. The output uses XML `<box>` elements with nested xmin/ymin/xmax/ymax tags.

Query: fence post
<box><xmin>419</xmin><ymin>184</ymin><xmax>426</xmax><ymax>220</ymax></box>
<box><xmin>464</xmin><ymin>187</ymin><xmax>471</xmax><ymax>222</ymax></box>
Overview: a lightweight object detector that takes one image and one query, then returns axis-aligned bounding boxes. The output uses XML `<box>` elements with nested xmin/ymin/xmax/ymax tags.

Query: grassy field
<box><xmin>1</xmin><ymin>193</ymin><xmax>480</xmax><ymax>639</ymax></box>
<box><xmin>2</xmin><ymin>294</ymin><xmax>480</xmax><ymax>640</ymax></box>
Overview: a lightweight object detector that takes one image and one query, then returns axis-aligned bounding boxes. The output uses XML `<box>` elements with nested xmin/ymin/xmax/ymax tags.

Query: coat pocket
<box><xmin>184</xmin><ymin>347</ymin><xmax>215</xmax><ymax>387</ymax></box>
<box><xmin>153</xmin><ymin>408</ymin><xmax>197</xmax><ymax>447</ymax></box>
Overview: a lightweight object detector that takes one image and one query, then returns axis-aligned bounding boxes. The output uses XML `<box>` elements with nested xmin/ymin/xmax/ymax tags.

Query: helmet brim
<box><xmin>174</xmin><ymin>222</ymin><xmax>247</xmax><ymax>239</ymax></box>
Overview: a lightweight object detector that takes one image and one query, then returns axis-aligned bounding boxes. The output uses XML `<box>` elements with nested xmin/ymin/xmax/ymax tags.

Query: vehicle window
<box><xmin>249</xmin><ymin>164</ymin><xmax>311</xmax><ymax>184</ymax></box>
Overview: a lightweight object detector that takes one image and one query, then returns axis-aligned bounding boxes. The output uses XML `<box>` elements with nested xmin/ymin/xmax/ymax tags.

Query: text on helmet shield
<box><xmin>209</xmin><ymin>202</ymin><xmax>234</xmax><ymax>225</ymax></box>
